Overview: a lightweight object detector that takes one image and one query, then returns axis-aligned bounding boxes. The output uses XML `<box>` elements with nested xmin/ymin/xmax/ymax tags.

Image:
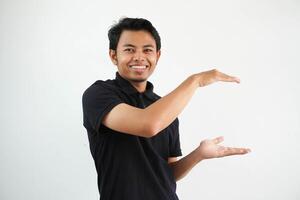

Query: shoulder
<box><xmin>82</xmin><ymin>79</ymin><xmax>120</xmax><ymax>101</ymax></box>
<box><xmin>152</xmin><ymin>92</ymin><xmax>161</xmax><ymax>101</ymax></box>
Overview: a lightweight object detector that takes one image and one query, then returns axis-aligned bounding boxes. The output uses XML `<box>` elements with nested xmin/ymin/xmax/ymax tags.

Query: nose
<box><xmin>133</xmin><ymin>51</ymin><xmax>145</xmax><ymax>62</ymax></box>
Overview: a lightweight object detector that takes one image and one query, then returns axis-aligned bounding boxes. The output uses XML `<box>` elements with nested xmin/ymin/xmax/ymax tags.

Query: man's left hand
<box><xmin>196</xmin><ymin>136</ymin><xmax>251</xmax><ymax>160</ymax></box>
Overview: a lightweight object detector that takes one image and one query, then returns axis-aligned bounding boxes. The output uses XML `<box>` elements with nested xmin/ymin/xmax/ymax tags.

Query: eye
<box><xmin>124</xmin><ymin>48</ymin><xmax>134</xmax><ymax>52</ymax></box>
<box><xmin>144</xmin><ymin>49</ymin><xmax>153</xmax><ymax>53</ymax></box>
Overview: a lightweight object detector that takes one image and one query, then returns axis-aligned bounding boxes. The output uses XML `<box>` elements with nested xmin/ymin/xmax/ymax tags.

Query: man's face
<box><xmin>109</xmin><ymin>30</ymin><xmax>161</xmax><ymax>83</ymax></box>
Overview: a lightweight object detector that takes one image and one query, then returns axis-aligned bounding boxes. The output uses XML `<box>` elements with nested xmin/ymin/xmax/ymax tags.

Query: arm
<box><xmin>102</xmin><ymin>74</ymin><xmax>198</xmax><ymax>137</ymax></box>
<box><xmin>103</xmin><ymin>70</ymin><xmax>240</xmax><ymax>137</ymax></box>
<box><xmin>169</xmin><ymin>136</ymin><xmax>251</xmax><ymax>181</ymax></box>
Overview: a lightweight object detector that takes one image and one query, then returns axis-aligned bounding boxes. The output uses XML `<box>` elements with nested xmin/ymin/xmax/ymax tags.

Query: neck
<box><xmin>129</xmin><ymin>81</ymin><xmax>147</xmax><ymax>93</ymax></box>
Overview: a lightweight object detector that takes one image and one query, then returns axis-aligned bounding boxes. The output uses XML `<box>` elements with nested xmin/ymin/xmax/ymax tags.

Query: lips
<box><xmin>129</xmin><ymin>65</ymin><xmax>148</xmax><ymax>69</ymax></box>
<box><xmin>129</xmin><ymin>65</ymin><xmax>147</xmax><ymax>69</ymax></box>
<box><xmin>128</xmin><ymin>65</ymin><xmax>148</xmax><ymax>73</ymax></box>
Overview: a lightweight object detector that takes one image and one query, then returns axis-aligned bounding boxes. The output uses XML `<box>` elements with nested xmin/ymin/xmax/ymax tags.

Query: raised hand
<box><xmin>196</xmin><ymin>136</ymin><xmax>251</xmax><ymax>160</ymax></box>
<box><xmin>195</xmin><ymin>69</ymin><xmax>240</xmax><ymax>87</ymax></box>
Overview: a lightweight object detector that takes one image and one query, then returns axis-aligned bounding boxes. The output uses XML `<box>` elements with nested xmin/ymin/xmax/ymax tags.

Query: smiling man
<box><xmin>82</xmin><ymin>17</ymin><xmax>250</xmax><ymax>200</ymax></box>
<box><xmin>110</xmin><ymin>29</ymin><xmax>159</xmax><ymax>91</ymax></box>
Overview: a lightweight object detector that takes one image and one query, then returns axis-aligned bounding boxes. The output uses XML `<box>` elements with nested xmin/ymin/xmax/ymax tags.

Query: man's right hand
<box><xmin>194</xmin><ymin>69</ymin><xmax>240</xmax><ymax>87</ymax></box>
<box><xmin>102</xmin><ymin>69</ymin><xmax>240</xmax><ymax>138</ymax></box>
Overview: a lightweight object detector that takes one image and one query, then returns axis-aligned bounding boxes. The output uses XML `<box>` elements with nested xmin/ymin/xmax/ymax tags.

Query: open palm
<box><xmin>197</xmin><ymin>136</ymin><xmax>251</xmax><ymax>159</ymax></box>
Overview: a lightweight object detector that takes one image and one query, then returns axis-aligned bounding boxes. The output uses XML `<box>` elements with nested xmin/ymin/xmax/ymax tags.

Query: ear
<box><xmin>109</xmin><ymin>49</ymin><xmax>118</xmax><ymax>65</ymax></box>
<box><xmin>156</xmin><ymin>50</ymin><xmax>161</xmax><ymax>64</ymax></box>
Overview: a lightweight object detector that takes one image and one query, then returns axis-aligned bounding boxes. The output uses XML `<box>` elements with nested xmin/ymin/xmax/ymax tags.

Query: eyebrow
<box><xmin>122</xmin><ymin>44</ymin><xmax>155</xmax><ymax>48</ymax></box>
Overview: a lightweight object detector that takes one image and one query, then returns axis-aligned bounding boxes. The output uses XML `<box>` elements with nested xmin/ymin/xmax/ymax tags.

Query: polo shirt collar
<box><xmin>115</xmin><ymin>72</ymin><xmax>155</xmax><ymax>99</ymax></box>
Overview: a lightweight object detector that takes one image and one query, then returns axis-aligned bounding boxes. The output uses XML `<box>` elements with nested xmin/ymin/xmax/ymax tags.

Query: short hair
<box><xmin>108</xmin><ymin>17</ymin><xmax>161</xmax><ymax>51</ymax></box>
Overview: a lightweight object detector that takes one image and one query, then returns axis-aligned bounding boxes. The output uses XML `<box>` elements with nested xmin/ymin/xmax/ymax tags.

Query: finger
<box><xmin>217</xmin><ymin>71</ymin><xmax>240</xmax><ymax>83</ymax></box>
<box><xmin>220</xmin><ymin>147</ymin><xmax>251</xmax><ymax>157</ymax></box>
<box><xmin>212</xmin><ymin>136</ymin><xmax>224</xmax><ymax>144</ymax></box>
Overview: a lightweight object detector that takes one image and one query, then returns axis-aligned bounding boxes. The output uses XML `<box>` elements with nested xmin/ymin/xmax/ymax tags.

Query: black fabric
<box><xmin>82</xmin><ymin>72</ymin><xmax>182</xmax><ymax>200</ymax></box>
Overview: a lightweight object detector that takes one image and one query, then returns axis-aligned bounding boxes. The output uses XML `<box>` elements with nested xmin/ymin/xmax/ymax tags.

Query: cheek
<box><xmin>117</xmin><ymin>56</ymin><xmax>131</xmax><ymax>66</ymax></box>
<box><xmin>128</xmin><ymin>55</ymin><xmax>137</xmax><ymax>62</ymax></box>
<box><xmin>148</xmin><ymin>55</ymin><xmax>158</xmax><ymax>64</ymax></box>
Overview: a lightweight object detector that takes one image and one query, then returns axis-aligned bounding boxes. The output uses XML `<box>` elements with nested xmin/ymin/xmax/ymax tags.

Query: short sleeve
<box><xmin>168</xmin><ymin>118</ymin><xmax>182</xmax><ymax>157</ymax></box>
<box><xmin>82</xmin><ymin>82</ymin><xmax>123</xmax><ymax>134</ymax></box>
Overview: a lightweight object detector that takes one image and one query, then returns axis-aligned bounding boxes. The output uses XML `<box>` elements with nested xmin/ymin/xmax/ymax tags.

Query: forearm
<box><xmin>145</xmin><ymin>74</ymin><xmax>199</xmax><ymax>136</ymax></box>
<box><xmin>169</xmin><ymin>147</ymin><xmax>203</xmax><ymax>181</ymax></box>
<box><xmin>169</xmin><ymin>136</ymin><xmax>251</xmax><ymax>181</ymax></box>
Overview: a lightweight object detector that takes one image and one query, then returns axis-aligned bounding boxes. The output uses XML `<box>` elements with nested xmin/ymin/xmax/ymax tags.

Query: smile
<box><xmin>129</xmin><ymin>65</ymin><xmax>148</xmax><ymax>69</ymax></box>
<box><xmin>128</xmin><ymin>65</ymin><xmax>149</xmax><ymax>73</ymax></box>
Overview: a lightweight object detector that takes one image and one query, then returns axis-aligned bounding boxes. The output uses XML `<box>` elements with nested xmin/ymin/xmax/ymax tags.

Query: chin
<box><xmin>127</xmin><ymin>73</ymin><xmax>149</xmax><ymax>82</ymax></box>
<box><xmin>130</xmin><ymin>77</ymin><xmax>147</xmax><ymax>83</ymax></box>
<box><xmin>129</xmin><ymin>77</ymin><xmax>147</xmax><ymax>83</ymax></box>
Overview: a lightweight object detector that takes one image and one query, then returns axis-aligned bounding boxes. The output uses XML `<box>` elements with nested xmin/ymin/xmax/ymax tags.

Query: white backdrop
<box><xmin>1</xmin><ymin>0</ymin><xmax>300</xmax><ymax>199</ymax></box>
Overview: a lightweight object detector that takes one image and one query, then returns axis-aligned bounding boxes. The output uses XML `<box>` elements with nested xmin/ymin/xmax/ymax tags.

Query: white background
<box><xmin>1</xmin><ymin>0</ymin><xmax>300</xmax><ymax>199</ymax></box>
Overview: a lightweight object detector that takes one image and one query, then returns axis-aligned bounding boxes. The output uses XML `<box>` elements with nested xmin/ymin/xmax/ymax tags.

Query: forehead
<box><xmin>117</xmin><ymin>30</ymin><xmax>156</xmax><ymax>48</ymax></box>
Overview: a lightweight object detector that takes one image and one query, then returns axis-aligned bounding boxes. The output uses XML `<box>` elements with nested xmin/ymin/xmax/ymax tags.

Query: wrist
<box><xmin>191</xmin><ymin>73</ymin><xmax>204</xmax><ymax>87</ymax></box>
<box><xmin>195</xmin><ymin>146</ymin><xmax>205</xmax><ymax>163</ymax></box>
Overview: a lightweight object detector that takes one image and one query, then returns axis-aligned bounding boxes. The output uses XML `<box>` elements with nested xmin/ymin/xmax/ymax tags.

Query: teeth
<box><xmin>130</xmin><ymin>65</ymin><xmax>146</xmax><ymax>69</ymax></box>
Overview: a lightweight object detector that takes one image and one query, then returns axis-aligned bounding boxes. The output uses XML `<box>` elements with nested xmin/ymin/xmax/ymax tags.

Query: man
<box><xmin>82</xmin><ymin>17</ymin><xmax>250</xmax><ymax>200</ymax></box>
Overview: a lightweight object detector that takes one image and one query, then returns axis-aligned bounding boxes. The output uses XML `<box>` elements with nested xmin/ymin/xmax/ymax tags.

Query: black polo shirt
<box><xmin>82</xmin><ymin>72</ymin><xmax>182</xmax><ymax>200</ymax></box>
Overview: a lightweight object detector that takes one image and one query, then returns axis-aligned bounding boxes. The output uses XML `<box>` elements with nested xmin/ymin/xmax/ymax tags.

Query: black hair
<box><xmin>108</xmin><ymin>17</ymin><xmax>161</xmax><ymax>51</ymax></box>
